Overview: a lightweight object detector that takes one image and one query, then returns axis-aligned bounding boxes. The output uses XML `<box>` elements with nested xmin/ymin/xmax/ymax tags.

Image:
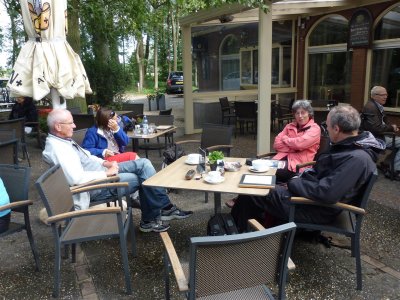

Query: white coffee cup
<box><xmin>252</xmin><ymin>159</ymin><xmax>269</xmax><ymax>171</ymax></box>
<box><xmin>187</xmin><ymin>153</ymin><xmax>201</xmax><ymax>164</ymax></box>
<box><xmin>208</xmin><ymin>171</ymin><xmax>222</xmax><ymax>182</ymax></box>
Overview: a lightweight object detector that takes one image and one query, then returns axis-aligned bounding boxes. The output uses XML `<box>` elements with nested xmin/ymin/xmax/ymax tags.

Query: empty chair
<box><xmin>219</xmin><ymin>96</ymin><xmax>236</xmax><ymax>125</ymax></box>
<box><xmin>71</xmin><ymin>113</ymin><xmax>95</xmax><ymax>130</ymax></box>
<box><xmin>35</xmin><ymin>164</ymin><xmax>135</xmax><ymax>297</ymax></box>
<box><xmin>0</xmin><ymin>164</ymin><xmax>39</xmax><ymax>271</ymax></box>
<box><xmin>159</xmin><ymin>108</ymin><xmax>172</xmax><ymax>115</ymax></box>
<box><xmin>67</xmin><ymin>107</ymin><xmax>81</xmax><ymax>114</ymax></box>
<box><xmin>160</xmin><ymin>220</ymin><xmax>296</xmax><ymax>300</ymax></box>
<box><xmin>121</xmin><ymin>103</ymin><xmax>144</xmax><ymax>118</ymax></box>
<box><xmin>289</xmin><ymin>170</ymin><xmax>378</xmax><ymax>290</ymax></box>
<box><xmin>234</xmin><ymin>101</ymin><xmax>257</xmax><ymax>136</ymax></box>
<box><xmin>0</xmin><ymin>118</ymin><xmax>30</xmax><ymax>166</ymax></box>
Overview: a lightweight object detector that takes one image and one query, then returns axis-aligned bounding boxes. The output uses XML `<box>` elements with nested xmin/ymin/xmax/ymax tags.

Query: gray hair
<box><xmin>47</xmin><ymin>109</ymin><xmax>72</xmax><ymax>133</ymax></box>
<box><xmin>370</xmin><ymin>86</ymin><xmax>385</xmax><ymax>97</ymax></box>
<box><xmin>328</xmin><ymin>105</ymin><xmax>360</xmax><ymax>133</ymax></box>
<box><xmin>291</xmin><ymin>100</ymin><xmax>314</xmax><ymax>118</ymax></box>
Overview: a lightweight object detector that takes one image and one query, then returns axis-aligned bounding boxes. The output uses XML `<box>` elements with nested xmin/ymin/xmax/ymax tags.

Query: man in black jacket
<box><xmin>232</xmin><ymin>105</ymin><xmax>385</xmax><ymax>232</ymax></box>
<box><xmin>361</xmin><ymin>86</ymin><xmax>400</xmax><ymax>178</ymax></box>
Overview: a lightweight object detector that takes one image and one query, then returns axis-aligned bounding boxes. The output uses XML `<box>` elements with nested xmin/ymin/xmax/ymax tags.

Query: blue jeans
<box><xmin>91</xmin><ymin>158</ymin><xmax>170</xmax><ymax>222</ymax></box>
<box><xmin>385</xmin><ymin>136</ymin><xmax>400</xmax><ymax>171</ymax></box>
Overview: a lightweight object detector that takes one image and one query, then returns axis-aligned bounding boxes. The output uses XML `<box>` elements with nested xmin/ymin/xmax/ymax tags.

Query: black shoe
<box><xmin>161</xmin><ymin>205</ymin><xmax>193</xmax><ymax>221</ymax></box>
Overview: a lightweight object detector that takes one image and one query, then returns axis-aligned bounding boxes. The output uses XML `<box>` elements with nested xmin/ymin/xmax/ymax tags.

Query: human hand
<box><xmin>108</xmin><ymin>119</ymin><xmax>119</xmax><ymax>131</ymax></box>
<box><xmin>105</xmin><ymin>164</ymin><xmax>119</xmax><ymax>176</ymax></box>
<box><xmin>104</xmin><ymin>150</ymin><xmax>114</xmax><ymax>157</ymax></box>
<box><xmin>392</xmin><ymin>124</ymin><xmax>399</xmax><ymax>132</ymax></box>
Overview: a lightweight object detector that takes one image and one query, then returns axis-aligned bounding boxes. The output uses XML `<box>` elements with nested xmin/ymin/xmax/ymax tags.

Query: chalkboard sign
<box><xmin>348</xmin><ymin>8</ymin><xmax>373</xmax><ymax>49</ymax></box>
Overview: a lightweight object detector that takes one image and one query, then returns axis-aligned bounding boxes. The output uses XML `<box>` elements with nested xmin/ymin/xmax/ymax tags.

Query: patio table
<box><xmin>126</xmin><ymin>126</ymin><xmax>177</xmax><ymax>153</ymax></box>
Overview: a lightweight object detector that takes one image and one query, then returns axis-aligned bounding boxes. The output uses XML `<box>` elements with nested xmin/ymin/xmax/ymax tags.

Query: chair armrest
<box><xmin>46</xmin><ymin>207</ymin><xmax>121</xmax><ymax>224</ymax></box>
<box><xmin>159</xmin><ymin>232</ymin><xmax>189</xmax><ymax>292</ymax></box>
<box><xmin>295</xmin><ymin>161</ymin><xmax>316</xmax><ymax>173</ymax></box>
<box><xmin>206</xmin><ymin>144</ymin><xmax>233</xmax><ymax>152</ymax></box>
<box><xmin>71</xmin><ymin>182</ymin><xmax>129</xmax><ymax>194</ymax></box>
<box><xmin>70</xmin><ymin>176</ymin><xmax>120</xmax><ymax>191</ymax></box>
<box><xmin>257</xmin><ymin>152</ymin><xmax>277</xmax><ymax>159</ymax></box>
<box><xmin>247</xmin><ymin>219</ymin><xmax>296</xmax><ymax>271</ymax></box>
<box><xmin>290</xmin><ymin>197</ymin><xmax>366</xmax><ymax>215</ymax></box>
<box><xmin>0</xmin><ymin>200</ymin><xmax>33</xmax><ymax>212</ymax></box>
<box><xmin>175</xmin><ymin>140</ymin><xmax>200</xmax><ymax>146</ymax></box>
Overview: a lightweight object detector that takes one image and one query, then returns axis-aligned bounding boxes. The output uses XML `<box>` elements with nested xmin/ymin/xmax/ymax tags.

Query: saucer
<box><xmin>249</xmin><ymin>166</ymin><xmax>270</xmax><ymax>173</ymax></box>
<box><xmin>204</xmin><ymin>176</ymin><xmax>225</xmax><ymax>184</ymax></box>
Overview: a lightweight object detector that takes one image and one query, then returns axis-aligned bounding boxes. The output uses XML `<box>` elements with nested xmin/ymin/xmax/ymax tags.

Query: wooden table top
<box><xmin>143</xmin><ymin>156</ymin><xmax>276</xmax><ymax>196</ymax></box>
<box><xmin>126</xmin><ymin>126</ymin><xmax>177</xmax><ymax>140</ymax></box>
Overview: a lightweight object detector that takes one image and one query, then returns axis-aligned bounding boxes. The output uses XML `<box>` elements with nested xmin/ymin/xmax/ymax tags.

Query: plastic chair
<box><xmin>35</xmin><ymin>164</ymin><xmax>135</xmax><ymax>297</ymax></box>
<box><xmin>0</xmin><ymin>118</ymin><xmax>30</xmax><ymax>166</ymax></box>
<box><xmin>160</xmin><ymin>220</ymin><xmax>296</xmax><ymax>300</ymax></box>
<box><xmin>0</xmin><ymin>164</ymin><xmax>40</xmax><ymax>271</ymax></box>
<box><xmin>219</xmin><ymin>97</ymin><xmax>236</xmax><ymax>125</ymax></box>
<box><xmin>289</xmin><ymin>170</ymin><xmax>378</xmax><ymax>290</ymax></box>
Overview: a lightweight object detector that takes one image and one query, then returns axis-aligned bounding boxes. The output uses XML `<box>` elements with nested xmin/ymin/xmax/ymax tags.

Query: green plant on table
<box><xmin>208</xmin><ymin>151</ymin><xmax>224</xmax><ymax>165</ymax></box>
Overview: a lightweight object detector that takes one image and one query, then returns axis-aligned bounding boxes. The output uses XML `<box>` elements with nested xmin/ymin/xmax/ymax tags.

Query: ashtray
<box><xmin>224</xmin><ymin>161</ymin><xmax>242</xmax><ymax>172</ymax></box>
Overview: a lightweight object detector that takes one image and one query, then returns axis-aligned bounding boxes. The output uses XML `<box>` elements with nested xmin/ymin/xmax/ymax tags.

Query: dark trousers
<box><xmin>0</xmin><ymin>213</ymin><xmax>11</xmax><ymax>234</ymax></box>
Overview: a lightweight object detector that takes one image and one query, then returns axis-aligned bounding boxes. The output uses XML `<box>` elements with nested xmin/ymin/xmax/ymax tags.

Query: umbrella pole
<box><xmin>50</xmin><ymin>88</ymin><xmax>67</xmax><ymax>109</ymax></box>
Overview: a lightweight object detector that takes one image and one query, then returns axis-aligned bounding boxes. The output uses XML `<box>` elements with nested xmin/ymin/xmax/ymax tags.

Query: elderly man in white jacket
<box><xmin>42</xmin><ymin>109</ymin><xmax>192</xmax><ymax>233</ymax></box>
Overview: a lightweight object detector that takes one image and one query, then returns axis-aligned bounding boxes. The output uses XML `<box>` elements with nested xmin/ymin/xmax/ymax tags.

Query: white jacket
<box><xmin>42</xmin><ymin>134</ymin><xmax>107</xmax><ymax>210</ymax></box>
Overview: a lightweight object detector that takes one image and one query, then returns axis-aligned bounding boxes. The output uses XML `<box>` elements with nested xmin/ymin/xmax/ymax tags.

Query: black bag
<box><xmin>207</xmin><ymin>213</ymin><xmax>238</xmax><ymax>236</ymax></box>
<box><xmin>163</xmin><ymin>145</ymin><xmax>185</xmax><ymax>165</ymax></box>
<box><xmin>120</xmin><ymin>115</ymin><xmax>135</xmax><ymax>132</ymax></box>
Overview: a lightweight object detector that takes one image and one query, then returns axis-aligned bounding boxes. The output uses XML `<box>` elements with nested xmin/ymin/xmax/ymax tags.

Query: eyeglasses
<box><xmin>110</xmin><ymin>111</ymin><xmax>116</xmax><ymax>118</ymax></box>
<box><xmin>59</xmin><ymin>121</ymin><xmax>75</xmax><ymax>125</ymax></box>
<box><xmin>376</xmin><ymin>94</ymin><xmax>388</xmax><ymax>96</ymax></box>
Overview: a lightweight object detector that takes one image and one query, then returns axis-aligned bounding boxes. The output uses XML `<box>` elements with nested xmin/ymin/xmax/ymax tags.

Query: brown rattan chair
<box><xmin>0</xmin><ymin>118</ymin><xmax>30</xmax><ymax>166</ymax></box>
<box><xmin>289</xmin><ymin>170</ymin><xmax>378</xmax><ymax>290</ymax></box>
<box><xmin>121</xmin><ymin>103</ymin><xmax>144</xmax><ymax>119</ymax></box>
<box><xmin>71</xmin><ymin>113</ymin><xmax>95</xmax><ymax>130</ymax></box>
<box><xmin>35</xmin><ymin>164</ymin><xmax>135</xmax><ymax>297</ymax></box>
<box><xmin>0</xmin><ymin>164</ymin><xmax>40</xmax><ymax>271</ymax></box>
<box><xmin>0</xmin><ymin>129</ymin><xmax>18</xmax><ymax>165</ymax></box>
<box><xmin>234</xmin><ymin>101</ymin><xmax>257</xmax><ymax>137</ymax></box>
<box><xmin>160</xmin><ymin>220</ymin><xmax>296</xmax><ymax>300</ymax></box>
<box><xmin>72</xmin><ymin>128</ymin><xmax>88</xmax><ymax>146</ymax></box>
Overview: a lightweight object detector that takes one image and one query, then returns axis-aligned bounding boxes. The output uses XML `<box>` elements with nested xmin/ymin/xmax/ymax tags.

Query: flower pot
<box><xmin>210</xmin><ymin>162</ymin><xmax>218</xmax><ymax>171</ymax></box>
<box><xmin>156</xmin><ymin>94</ymin><xmax>166</xmax><ymax>110</ymax></box>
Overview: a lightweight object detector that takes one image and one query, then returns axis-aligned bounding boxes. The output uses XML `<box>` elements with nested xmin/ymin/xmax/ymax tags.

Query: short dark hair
<box><xmin>328</xmin><ymin>105</ymin><xmax>360</xmax><ymax>133</ymax></box>
<box><xmin>95</xmin><ymin>108</ymin><xmax>113</xmax><ymax>129</ymax></box>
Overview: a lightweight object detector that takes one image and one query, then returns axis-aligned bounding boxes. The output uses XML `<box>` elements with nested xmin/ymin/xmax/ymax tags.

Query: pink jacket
<box><xmin>273</xmin><ymin>119</ymin><xmax>321</xmax><ymax>172</ymax></box>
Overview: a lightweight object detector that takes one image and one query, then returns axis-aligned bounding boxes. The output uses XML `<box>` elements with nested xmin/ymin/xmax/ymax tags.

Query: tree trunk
<box><xmin>171</xmin><ymin>10</ymin><xmax>178</xmax><ymax>71</ymax></box>
<box><xmin>154</xmin><ymin>33</ymin><xmax>159</xmax><ymax>90</ymax></box>
<box><xmin>136</xmin><ymin>35</ymin><xmax>145</xmax><ymax>93</ymax></box>
<box><xmin>144</xmin><ymin>34</ymin><xmax>150</xmax><ymax>76</ymax></box>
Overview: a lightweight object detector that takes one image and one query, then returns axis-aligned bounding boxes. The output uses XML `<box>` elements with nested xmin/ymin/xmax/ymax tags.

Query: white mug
<box><xmin>252</xmin><ymin>159</ymin><xmax>269</xmax><ymax>171</ymax></box>
<box><xmin>187</xmin><ymin>153</ymin><xmax>201</xmax><ymax>164</ymax></box>
<box><xmin>208</xmin><ymin>171</ymin><xmax>222</xmax><ymax>181</ymax></box>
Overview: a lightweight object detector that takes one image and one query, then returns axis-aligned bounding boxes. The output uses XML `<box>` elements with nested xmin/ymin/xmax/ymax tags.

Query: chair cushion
<box><xmin>198</xmin><ymin>285</ymin><xmax>274</xmax><ymax>300</ymax></box>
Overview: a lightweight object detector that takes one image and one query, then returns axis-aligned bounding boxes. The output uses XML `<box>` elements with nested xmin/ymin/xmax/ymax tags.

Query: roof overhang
<box><xmin>180</xmin><ymin>0</ymin><xmax>394</xmax><ymax>26</ymax></box>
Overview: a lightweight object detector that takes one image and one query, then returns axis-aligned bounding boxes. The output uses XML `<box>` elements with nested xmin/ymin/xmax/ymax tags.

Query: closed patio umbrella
<box><xmin>7</xmin><ymin>0</ymin><xmax>92</xmax><ymax>108</ymax></box>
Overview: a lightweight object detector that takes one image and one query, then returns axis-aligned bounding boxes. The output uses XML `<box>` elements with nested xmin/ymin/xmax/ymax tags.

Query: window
<box><xmin>307</xmin><ymin>15</ymin><xmax>351</xmax><ymax>103</ymax></box>
<box><xmin>371</xmin><ymin>5</ymin><xmax>400</xmax><ymax>108</ymax></box>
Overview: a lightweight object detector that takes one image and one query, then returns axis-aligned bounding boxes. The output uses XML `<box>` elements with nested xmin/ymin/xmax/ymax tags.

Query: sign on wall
<box><xmin>348</xmin><ymin>8</ymin><xmax>373</xmax><ymax>49</ymax></box>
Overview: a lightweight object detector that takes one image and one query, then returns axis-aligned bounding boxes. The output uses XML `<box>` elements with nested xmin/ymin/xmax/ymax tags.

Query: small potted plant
<box><xmin>208</xmin><ymin>151</ymin><xmax>224</xmax><ymax>171</ymax></box>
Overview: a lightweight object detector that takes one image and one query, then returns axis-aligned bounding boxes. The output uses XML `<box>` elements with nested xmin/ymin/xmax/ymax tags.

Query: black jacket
<box><xmin>9</xmin><ymin>98</ymin><xmax>38</xmax><ymax>123</ymax></box>
<box><xmin>360</xmin><ymin>99</ymin><xmax>393</xmax><ymax>140</ymax></box>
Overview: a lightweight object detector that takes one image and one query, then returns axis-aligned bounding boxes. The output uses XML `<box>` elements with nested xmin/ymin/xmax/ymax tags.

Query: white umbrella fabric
<box><xmin>7</xmin><ymin>0</ymin><xmax>92</xmax><ymax>108</ymax></box>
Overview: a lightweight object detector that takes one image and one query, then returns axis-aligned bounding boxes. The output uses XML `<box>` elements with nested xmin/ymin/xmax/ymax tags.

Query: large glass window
<box><xmin>371</xmin><ymin>5</ymin><xmax>400</xmax><ymax>108</ymax></box>
<box><xmin>191</xmin><ymin>20</ymin><xmax>293</xmax><ymax>92</ymax></box>
<box><xmin>308</xmin><ymin>15</ymin><xmax>351</xmax><ymax>103</ymax></box>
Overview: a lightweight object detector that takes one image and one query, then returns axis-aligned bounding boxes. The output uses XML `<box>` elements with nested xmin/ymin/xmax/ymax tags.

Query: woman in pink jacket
<box><xmin>273</xmin><ymin>100</ymin><xmax>321</xmax><ymax>182</ymax></box>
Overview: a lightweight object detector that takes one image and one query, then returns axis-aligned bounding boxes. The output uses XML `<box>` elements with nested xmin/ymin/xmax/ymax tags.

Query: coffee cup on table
<box><xmin>252</xmin><ymin>159</ymin><xmax>269</xmax><ymax>171</ymax></box>
<box><xmin>208</xmin><ymin>171</ymin><xmax>222</xmax><ymax>182</ymax></box>
<box><xmin>187</xmin><ymin>153</ymin><xmax>201</xmax><ymax>164</ymax></box>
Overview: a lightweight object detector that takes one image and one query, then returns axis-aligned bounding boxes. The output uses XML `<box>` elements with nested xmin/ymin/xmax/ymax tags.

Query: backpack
<box><xmin>163</xmin><ymin>145</ymin><xmax>185</xmax><ymax>165</ymax></box>
<box><xmin>207</xmin><ymin>213</ymin><xmax>238</xmax><ymax>236</ymax></box>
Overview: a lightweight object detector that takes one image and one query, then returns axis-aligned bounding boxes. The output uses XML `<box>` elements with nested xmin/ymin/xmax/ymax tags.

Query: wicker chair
<box><xmin>0</xmin><ymin>164</ymin><xmax>40</xmax><ymax>271</ymax></box>
<box><xmin>35</xmin><ymin>164</ymin><xmax>135</xmax><ymax>297</ymax></box>
<box><xmin>0</xmin><ymin>118</ymin><xmax>30</xmax><ymax>166</ymax></box>
<box><xmin>289</xmin><ymin>170</ymin><xmax>378</xmax><ymax>290</ymax></box>
<box><xmin>0</xmin><ymin>129</ymin><xmax>18</xmax><ymax>165</ymax></box>
<box><xmin>160</xmin><ymin>220</ymin><xmax>296</xmax><ymax>300</ymax></box>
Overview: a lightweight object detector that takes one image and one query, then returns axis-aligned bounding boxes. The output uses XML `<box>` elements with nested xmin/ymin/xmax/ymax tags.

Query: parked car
<box><xmin>166</xmin><ymin>71</ymin><xmax>184</xmax><ymax>94</ymax></box>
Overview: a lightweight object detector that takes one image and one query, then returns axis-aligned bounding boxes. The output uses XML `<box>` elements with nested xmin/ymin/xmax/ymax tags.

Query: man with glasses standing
<box><xmin>361</xmin><ymin>86</ymin><xmax>400</xmax><ymax>180</ymax></box>
<box><xmin>42</xmin><ymin>109</ymin><xmax>192</xmax><ymax>232</ymax></box>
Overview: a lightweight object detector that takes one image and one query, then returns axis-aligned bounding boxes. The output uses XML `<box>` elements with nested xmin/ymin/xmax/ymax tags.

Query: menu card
<box><xmin>238</xmin><ymin>174</ymin><xmax>276</xmax><ymax>189</ymax></box>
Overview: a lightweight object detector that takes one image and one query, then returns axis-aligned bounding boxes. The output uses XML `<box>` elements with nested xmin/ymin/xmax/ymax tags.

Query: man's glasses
<box><xmin>59</xmin><ymin>121</ymin><xmax>75</xmax><ymax>125</ymax></box>
<box><xmin>376</xmin><ymin>94</ymin><xmax>388</xmax><ymax>96</ymax></box>
<box><xmin>110</xmin><ymin>111</ymin><xmax>116</xmax><ymax>118</ymax></box>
